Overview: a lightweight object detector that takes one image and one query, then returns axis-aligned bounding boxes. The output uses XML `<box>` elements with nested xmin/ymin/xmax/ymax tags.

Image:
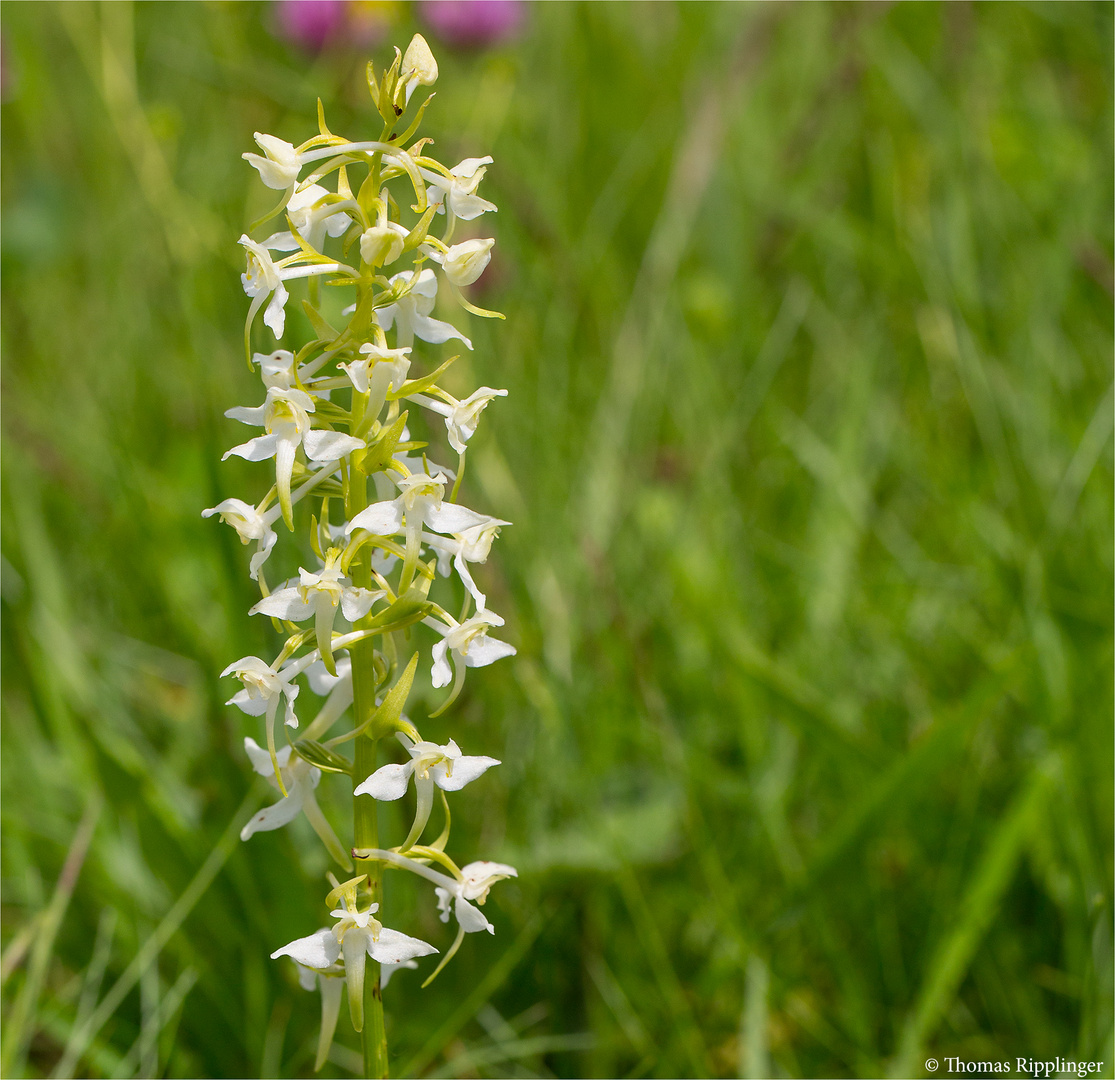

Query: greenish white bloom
<box><xmin>424</xmin><ymin>610</ymin><xmax>516</xmax><ymax>689</ymax></box>
<box><xmin>379</xmin><ymin>268</ymin><xmax>472</xmax><ymax>349</ymax></box>
<box><xmin>434</xmin><ymin>238</ymin><xmax>495</xmax><ymax>287</ymax></box>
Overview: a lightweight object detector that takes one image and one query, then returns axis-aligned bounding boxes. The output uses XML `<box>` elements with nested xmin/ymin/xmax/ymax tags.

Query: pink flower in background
<box><xmin>275</xmin><ymin>0</ymin><xmax>347</xmax><ymax>50</ymax></box>
<box><xmin>420</xmin><ymin>0</ymin><xmax>525</xmax><ymax>47</ymax></box>
<box><xmin>273</xmin><ymin>0</ymin><xmax>397</xmax><ymax>51</ymax></box>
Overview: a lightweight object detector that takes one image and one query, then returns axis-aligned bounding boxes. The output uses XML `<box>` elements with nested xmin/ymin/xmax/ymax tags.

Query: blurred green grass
<box><xmin>1</xmin><ymin>2</ymin><xmax>1111</xmax><ymax>1077</ymax></box>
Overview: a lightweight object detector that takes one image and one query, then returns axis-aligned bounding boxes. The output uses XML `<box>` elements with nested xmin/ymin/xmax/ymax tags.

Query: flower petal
<box><xmin>411</xmin><ymin>313</ymin><xmax>472</xmax><ymax>349</ymax></box>
<box><xmin>223</xmin><ymin>433</ymin><xmax>280</xmax><ymax>462</ymax></box>
<box><xmin>462</xmin><ymin>636</ymin><xmax>516</xmax><ymax>669</ymax></box>
<box><xmin>430</xmin><ymin>638</ymin><xmax>453</xmax><ymax>689</ymax></box>
<box><xmin>435</xmin><ymin>754</ymin><xmax>499</xmax><ymax>792</ymax></box>
<box><xmin>455</xmin><ymin>894</ymin><xmax>494</xmax><ymax>934</ymax></box>
<box><xmin>303</xmin><ymin>430</ymin><xmax>366</xmax><ymax>462</ymax></box>
<box><xmin>240</xmin><ymin>786</ymin><xmax>306</xmax><ymax>839</ymax></box>
<box><xmin>341</xmin><ymin>587</ymin><xmax>381</xmax><ymax>623</ymax></box>
<box><xmin>250</xmin><ymin>587</ymin><xmax>314</xmax><ymax>621</ymax></box>
<box><xmin>227</xmin><ymin>688</ymin><xmax>269</xmax><ymax>716</ymax></box>
<box><xmin>425</xmin><ymin>502</ymin><xmax>487</xmax><ymax>535</ymax></box>
<box><xmin>367</xmin><ymin>927</ymin><xmax>438</xmax><ymax>965</ymax></box>
<box><xmin>354</xmin><ymin>762</ymin><xmax>412</xmax><ymax>801</ymax></box>
<box><xmin>347</xmin><ymin>500</ymin><xmax>404</xmax><ymax>537</ymax></box>
<box><xmin>271</xmin><ymin>927</ymin><xmax>342</xmax><ymax>969</ymax></box>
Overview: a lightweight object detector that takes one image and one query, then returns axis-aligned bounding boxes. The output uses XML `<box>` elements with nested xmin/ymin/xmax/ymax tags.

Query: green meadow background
<box><xmin>2</xmin><ymin>2</ymin><xmax>1112</xmax><ymax>1077</ymax></box>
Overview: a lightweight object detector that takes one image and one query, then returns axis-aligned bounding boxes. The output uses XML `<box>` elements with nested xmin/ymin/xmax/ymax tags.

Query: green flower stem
<box><xmin>353</xmin><ymin>636</ymin><xmax>388</xmax><ymax>1078</ymax></box>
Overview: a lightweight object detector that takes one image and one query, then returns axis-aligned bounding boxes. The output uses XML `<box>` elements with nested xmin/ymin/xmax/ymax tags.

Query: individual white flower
<box><xmin>422</xmin><ymin>515</ymin><xmax>510</xmax><ymax>609</ymax></box>
<box><xmin>243</xmin><ymin>132</ymin><xmax>302</xmax><ymax>190</ymax></box>
<box><xmin>223</xmin><ymin>655</ymin><xmax>300</xmax><ymax>726</ymax></box>
<box><xmin>345</xmin><ymin>470</ymin><xmax>487</xmax><ymax>568</ymax></box>
<box><xmin>223</xmin><ymin>385</ymin><xmax>365</xmax><ymax>527</ymax></box>
<box><xmin>222</xmin><ymin>655</ymin><xmax>302</xmax><ymax>790</ymax></box>
<box><xmin>421</xmin><ymin>157</ymin><xmax>497</xmax><ymax>221</ymax></box>
<box><xmin>355</xmin><ymin>732</ymin><xmax>499</xmax><ymax>848</ymax></box>
<box><xmin>434</xmin><ymin>861</ymin><xmax>518</xmax><ymax>935</ymax></box>
<box><xmin>352</xmin><ymin>850</ymin><xmax>516</xmax><ymax>983</ymax></box>
<box><xmin>410</xmin><ymin>386</ymin><xmax>508</xmax><ymax>455</ymax></box>
<box><xmin>249</xmin><ymin>549</ymin><xmax>384</xmax><ymax>674</ymax></box>
<box><xmin>240</xmin><ymin>738</ymin><xmax>350</xmax><ymax>868</ymax></box>
<box><xmin>239</xmin><ymin>235</ymin><xmax>344</xmax><ymax>339</ymax></box>
<box><xmin>201</xmin><ymin>498</ymin><xmax>279</xmax><ymax>581</ymax></box>
<box><xmin>399</xmin><ymin>34</ymin><xmax>438</xmax><ymax>106</ymax></box>
<box><xmin>203</xmin><ymin>462</ymin><xmax>341</xmax><ymax>578</ymax></box>
<box><xmin>431</xmin><ymin>238</ymin><xmax>495</xmax><ymax>288</ymax></box>
<box><xmin>425</xmin><ymin>609</ymin><xmax>516</xmax><ymax>690</ymax></box>
<box><xmin>340</xmin><ymin>343</ymin><xmax>412</xmax><ymax>418</ymax></box>
<box><xmin>262</xmin><ymin>183</ymin><xmax>354</xmax><ymax>255</ymax></box>
<box><xmin>272</xmin><ymin>883</ymin><xmax>436</xmax><ymax>1032</ymax></box>
<box><xmin>377</xmin><ymin>269</ymin><xmax>472</xmax><ymax>350</ymax></box>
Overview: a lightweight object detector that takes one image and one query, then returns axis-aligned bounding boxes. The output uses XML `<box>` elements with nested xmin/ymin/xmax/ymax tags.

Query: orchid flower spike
<box><xmin>422</xmin><ymin>515</ymin><xmax>510</xmax><ymax>610</ymax></box>
<box><xmin>202</xmin><ymin>498</ymin><xmax>278</xmax><ymax>580</ymax></box>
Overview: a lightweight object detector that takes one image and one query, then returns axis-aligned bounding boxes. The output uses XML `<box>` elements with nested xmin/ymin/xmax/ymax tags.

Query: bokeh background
<box><xmin>2</xmin><ymin>2</ymin><xmax>1112</xmax><ymax>1078</ymax></box>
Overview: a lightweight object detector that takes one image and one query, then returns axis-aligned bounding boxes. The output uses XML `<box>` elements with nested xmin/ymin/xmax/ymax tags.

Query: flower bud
<box><xmin>441</xmin><ymin>239</ymin><xmax>494</xmax><ymax>287</ymax></box>
<box><xmin>399</xmin><ymin>34</ymin><xmax>438</xmax><ymax>106</ymax></box>
<box><xmin>361</xmin><ymin>224</ymin><xmax>406</xmax><ymax>266</ymax></box>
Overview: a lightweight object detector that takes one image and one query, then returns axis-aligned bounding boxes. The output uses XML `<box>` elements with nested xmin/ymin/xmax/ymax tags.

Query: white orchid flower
<box><xmin>201</xmin><ymin>498</ymin><xmax>278</xmax><ymax>581</ymax></box>
<box><xmin>272</xmin><ymin>880</ymin><xmax>436</xmax><ymax>1033</ymax></box>
<box><xmin>377</xmin><ymin>269</ymin><xmax>472</xmax><ymax>350</ymax></box>
<box><xmin>249</xmin><ymin>549</ymin><xmax>384</xmax><ymax>675</ymax></box>
<box><xmin>422</xmin><ymin>516</ymin><xmax>510</xmax><ymax>609</ymax></box>
<box><xmin>410</xmin><ymin>386</ymin><xmax>507</xmax><ymax>455</ymax></box>
<box><xmin>430</xmin><ymin>238</ymin><xmax>494</xmax><ymax>288</ymax></box>
<box><xmin>222</xmin><ymin>655</ymin><xmax>303</xmax><ymax>790</ymax></box>
<box><xmin>355</xmin><ymin>732</ymin><xmax>499</xmax><ymax>849</ymax></box>
<box><xmin>435</xmin><ymin>861</ymin><xmax>519</xmax><ymax>935</ymax></box>
<box><xmin>239</xmin><ymin>234</ymin><xmax>345</xmax><ymax>340</ymax></box>
<box><xmin>203</xmin><ymin>460</ymin><xmax>343</xmax><ymax>579</ymax></box>
<box><xmin>340</xmin><ymin>342</ymin><xmax>412</xmax><ymax>418</ymax></box>
<box><xmin>240</xmin><ymin>737</ymin><xmax>351</xmax><ymax>869</ymax></box>
<box><xmin>223</xmin><ymin>385</ymin><xmax>366</xmax><ymax>528</ymax></box>
<box><xmin>354</xmin><ymin>850</ymin><xmax>516</xmax><ymax>983</ymax></box>
<box><xmin>345</xmin><ymin>470</ymin><xmax>487</xmax><ymax>570</ymax></box>
<box><xmin>243</xmin><ymin>133</ymin><xmax>303</xmax><ymax>190</ymax></box>
<box><xmin>420</xmin><ymin>157</ymin><xmax>497</xmax><ymax>221</ymax></box>
<box><xmin>424</xmin><ymin>609</ymin><xmax>516</xmax><ymax>691</ymax></box>
<box><xmin>259</xmin><ymin>183</ymin><xmax>353</xmax><ymax>253</ymax></box>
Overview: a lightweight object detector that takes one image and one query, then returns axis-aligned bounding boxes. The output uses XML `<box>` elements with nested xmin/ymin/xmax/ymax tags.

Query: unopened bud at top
<box><xmin>399</xmin><ymin>34</ymin><xmax>438</xmax><ymax>105</ymax></box>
